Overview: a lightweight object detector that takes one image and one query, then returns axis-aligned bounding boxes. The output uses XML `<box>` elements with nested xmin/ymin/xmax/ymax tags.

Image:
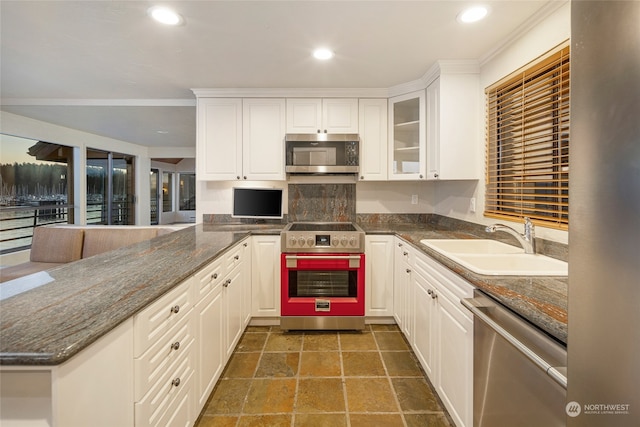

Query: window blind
<box><xmin>485</xmin><ymin>44</ymin><xmax>570</xmax><ymax>230</ymax></box>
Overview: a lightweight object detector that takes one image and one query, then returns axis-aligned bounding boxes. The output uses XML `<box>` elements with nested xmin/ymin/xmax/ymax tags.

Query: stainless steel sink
<box><xmin>420</xmin><ymin>239</ymin><xmax>568</xmax><ymax>276</ymax></box>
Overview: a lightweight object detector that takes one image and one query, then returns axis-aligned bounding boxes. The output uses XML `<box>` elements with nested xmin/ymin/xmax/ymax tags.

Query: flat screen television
<box><xmin>232</xmin><ymin>187</ymin><xmax>283</xmax><ymax>219</ymax></box>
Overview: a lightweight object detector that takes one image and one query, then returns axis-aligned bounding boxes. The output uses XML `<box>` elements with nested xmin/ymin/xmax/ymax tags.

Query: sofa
<box><xmin>0</xmin><ymin>225</ymin><xmax>176</xmax><ymax>283</ymax></box>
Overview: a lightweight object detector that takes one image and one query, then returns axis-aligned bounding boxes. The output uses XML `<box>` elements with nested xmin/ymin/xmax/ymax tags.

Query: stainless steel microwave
<box><xmin>285</xmin><ymin>134</ymin><xmax>359</xmax><ymax>174</ymax></box>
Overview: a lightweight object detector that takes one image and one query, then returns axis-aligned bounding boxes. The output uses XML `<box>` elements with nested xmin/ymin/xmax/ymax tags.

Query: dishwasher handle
<box><xmin>461</xmin><ymin>297</ymin><xmax>567</xmax><ymax>389</ymax></box>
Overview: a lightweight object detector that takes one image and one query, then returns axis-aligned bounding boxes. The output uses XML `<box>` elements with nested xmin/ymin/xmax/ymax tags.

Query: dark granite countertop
<box><xmin>0</xmin><ymin>225</ymin><xmax>255</xmax><ymax>365</ymax></box>
<box><xmin>1</xmin><ymin>218</ymin><xmax>566</xmax><ymax>366</ymax></box>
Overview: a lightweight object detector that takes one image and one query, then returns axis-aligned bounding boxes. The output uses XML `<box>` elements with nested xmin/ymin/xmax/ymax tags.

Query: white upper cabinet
<box><xmin>196</xmin><ymin>98</ymin><xmax>285</xmax><ymax>181</ymax></box>
<box><xmin>388</xmin><ymin>91</ymin><xmax>426</xmax><ymax>180</ymax></box>
<box><xmin>197</xmin><ymin>98</ymin><xmax>243</xmax><ymax>181</ymax></box>
<box><xmin>242</xmin><ymin>98</ymin><xmax>286</xmax><ymax>181</ymax></box>
<box><xmin>358</xmin><ymin>98</ymin><xmax>388</xmax><ymax>181</ymax></box>
<box><xmin>426</xmin><ymin>61</ymin><xmax>480</xmax><ymax>180</ymax></box>
<box><xmin>286</xmin><ymin>98</ymin><xmax>358</xmax><ymax>134</ymax></box>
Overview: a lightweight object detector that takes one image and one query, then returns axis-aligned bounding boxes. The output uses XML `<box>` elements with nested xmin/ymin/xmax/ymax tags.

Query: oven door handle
<box><xmin>285</xmin><ymin>255</ymin><xmax>362</xmax><ymax>268</ymax></box>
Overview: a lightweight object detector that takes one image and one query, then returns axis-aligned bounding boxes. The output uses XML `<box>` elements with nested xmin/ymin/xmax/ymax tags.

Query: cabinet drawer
<box><xmin>135</xmin><ymin>313</ymin><xmax>196</xmax><ymax>400</ymax></box>
<box><xmin>194</xmin><ymin>257</ymin><xmax>224</xmax><ymax>299</ymax></box>
<box><xmin>135</xmin><ymin>343</ymin><xmax>194</xmax><ymax>427</ymax></box>
<box><xmin>414</xmin><ymin>252</ymin><xmax>474</xmax><ymax>302</ymax></box>
<box><xmin>134</xmin><ymin>279</ymin><xmax>195</xmax><ymax>357</ymax></box>
<box><xmin>225</xmin><ymin>241</ymin><xmax>246</xmax><ymax>271</ymax></box>
<box><xmin>153</xmin><ymin>370</ymin><xmax>194</xmax><ymax>427</ymax></box>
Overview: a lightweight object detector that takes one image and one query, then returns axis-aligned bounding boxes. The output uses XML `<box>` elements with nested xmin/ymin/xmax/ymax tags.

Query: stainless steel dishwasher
<box><xmin>462</xmin><ymin>291</ymin><xmax>567</xmax><ymax>427</ymax></box>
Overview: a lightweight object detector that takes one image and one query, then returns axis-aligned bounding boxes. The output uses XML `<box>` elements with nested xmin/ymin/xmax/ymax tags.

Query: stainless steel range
<box><xmin>280</xmin><ymin>222</ymin><xmax>366</xmax><ymax>331</ymax></box>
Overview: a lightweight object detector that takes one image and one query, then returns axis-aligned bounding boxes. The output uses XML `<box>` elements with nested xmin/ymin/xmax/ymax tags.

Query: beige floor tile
<box><xmin>344</xmin><ymin>378</ymin><xmax>400</xmax><ymax>412</ymax></box>
<box><xmin>349</xmin><ymin>413</ymin><xmax>405</xmax><ymax>427</ymax></box>
<box><xmin>294</xmin><ymin>413</ymin><xmax>348</xmax><ymax>427</ymax></box>
<box><xmin>303</xmin><ymin>332</ymin><xmax>339</xmax><ymax>351</ymax></box>
<box><xmin>238</xmin><ymin>414</ymin><xmax>292</xmax><ymax>427</ymax></box>
<box><xmin>203</xmin><ymin>379</ymin><xmax>252</xmax><ymax>415</ymax></box>
<box><xmin>342</xmin><ymin>352</ymin><xmax>386</xmax><ymax>377</ymax></box>
<box><xmin>299</xmin><ymin>351</ymin><xmax>341</xmax><ymax>377</ymax></box>
<box><xmin>195</xmin><ymin>415</ymin><xmax>239</xmax><ymax>427</ymax></box>
<box><xmin>255</xmin><ymin>352</ymin><xmax>300</xmax><ymax>378</ymax></box>
<box><xmin>222</xmin><ymin>352</ymin><xmax>260</xmax><ymax>378</ymax></box>
<box><xmin>236</xmin><ymin>332</ymin><xmax>268</xmax><ymax>352</ymax></box>
<box><xmin>375</xmin><ymin>331</ymin><xmax>410</xmax><ymax>350</ymax></box>
<box><xmin>370</xmin><ymin>324</ymin><xmax>401</xmax><ymax>332</ymax></box>
<box><xmin>392</xmin><ymin>377</ymin><xmax>442</xmax><ymax>412</ymax></box>
<box><xmin>243</xmin><ymin>378</ymin><xmax>297</xmax><ymax>414</ymax></box>
<box><xmin>339</xmin><ymin>331</ymin><xmax>377</xmax><ymax>351</ymax></box>
<box><xmin>296</xmin><ymin>378</ymin><xmax>346</xmax><ymax>413</ymax></box>
<box><xmin>264</xmin><ymin>332</ymin><xmax>303</xmax><ymax>352</ymax></box>
<box><xmin>404</xmin><ymin>413</ymin><xmax>452</xmax><ymax>427</ymax></box>
<box><xmin>244</xmin><ymin>325</ymin><xmax>272</xmax><ymax>333</ymax></box>
<box><xmin>381</xmin><ymin>351</ymin><xmax>424</xmax><ymax>376</ymax></box>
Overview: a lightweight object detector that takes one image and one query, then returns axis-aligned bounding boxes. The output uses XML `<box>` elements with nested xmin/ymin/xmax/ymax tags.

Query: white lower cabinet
<box><xmin>393</xmin><ymin>237</ymin><xmax>413</xmax><ymax>340</ymax></box>
<box><xmin>251</xmin><ymin>235</ymin><xmax>281</xmax><ymax>317</ymax></box>
<box><xmin>195</xmin><ymin>281</ymin><xmax>224</xmax><ymax>409</ymax></box>
<box><xmin>365</xmin><ymin>235</ymin><xmax>394</xmax><ymax>317</ymax></box>
<box><xmin>411</xmin><ymin>249</ymin><xmax>474</xmax><ymax>427</ymax></box>
<box><xmin>134</xmin><ymin>277</ymin><xmax>197</xmax><ymax>427</ymax></box>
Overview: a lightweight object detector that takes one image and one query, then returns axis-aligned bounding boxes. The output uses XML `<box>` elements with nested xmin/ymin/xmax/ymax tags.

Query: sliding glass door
<box><xmin>86</xmin><ymin>149</ymin><xmax>135</xmax><ymax>225</ymax></box>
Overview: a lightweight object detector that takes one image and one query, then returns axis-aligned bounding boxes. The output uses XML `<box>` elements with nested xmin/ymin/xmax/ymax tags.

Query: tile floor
<box><xmin>194</xmin><ymin>324</ymin><xmax>453</xmax><ymax>427</ymax></box>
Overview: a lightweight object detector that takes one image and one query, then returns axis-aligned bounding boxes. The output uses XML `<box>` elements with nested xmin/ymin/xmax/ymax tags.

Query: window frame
<box><xmin>485</xmin><ymin>43</ymin><xmax>570</xmax><ymax>230</ymax></box>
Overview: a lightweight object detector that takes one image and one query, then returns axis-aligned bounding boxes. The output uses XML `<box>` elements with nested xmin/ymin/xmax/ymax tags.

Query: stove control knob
<box><xmin>349</xmin><ymin>237</ymin><xmax>358</xmax><ymax>246</ymax></box>
<box><xmin>340</xmin><ymin>236</ymin><xmax>348</xmax><ymax>246</ymax></box>
<box><xmin>307</xmin><ymin>237</ymin><xmax>315</xmax><ymax>247</ymax></box>
<box><xmin>289</xmin><ymin>237</ymin><xmax>297</xmax><ymax>247</ymax></box>
<box><xmin>298</xmin><ymin>237</ymin><xmax>307</xmax><ymax>246</ymax></box>
<box><xmin>331</xmin><ymin>237</ymin><xmax>339</xmax><ymax>247</ymax></box>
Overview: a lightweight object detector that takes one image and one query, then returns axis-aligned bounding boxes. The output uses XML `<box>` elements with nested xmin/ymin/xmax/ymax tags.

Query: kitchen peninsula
<box><xmin>0</xmin><ymin>218</ymin><xmax>567</xmax><ymax>427</ymax></box>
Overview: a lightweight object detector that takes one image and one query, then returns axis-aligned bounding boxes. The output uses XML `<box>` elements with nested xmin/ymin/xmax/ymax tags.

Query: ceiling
<box><xmin>1</xmin><ymin>0</ymin><xmax>558</xmax><ymax>150</ymax></box>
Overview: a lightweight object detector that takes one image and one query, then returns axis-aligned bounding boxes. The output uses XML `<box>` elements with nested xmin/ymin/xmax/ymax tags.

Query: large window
<box><xmin>0</xmin><ymin>135</ymin><xmax>74</xmax><ymax>253</ymax></box>
<box><xmin>179</xmin><ymin>173</ymin><xmax>195</xmax><ymax>211</ymax></box>
<box><xmin>485</xmin><ymin>43</ymin><xmax>570</xmax><ymax>230</ymax></box>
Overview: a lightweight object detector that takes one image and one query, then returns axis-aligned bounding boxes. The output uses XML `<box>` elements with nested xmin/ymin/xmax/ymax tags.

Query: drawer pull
<box><xmin>171</xmin><ymin>378</ymin><xmax>181</xmax><ymax>387</ymax></box>
<box><xmin>234</xmin><ymin>255</ymin><xmax>240</xmax><ymax>260</ymax></box>
<box><xmin>223</xmin><ymin>279</ymin><xmax>231</xmax><ymax>287</ymax></box>
<box><xmin>170</xmin><ymin>341</ymin><xmax>180</xmax><ymax>351</ymax></box>
<box><xmin>403</xmin><ymin>251</ymin><xmax>408</xmax><ymax>256</ymax></box>
<box><xmin>406</xmin><ymin>268</ymin><xmax>411</xmax><ymax>273</ymax></box>
<box><xmin>243</xmin><ymin>243</ymin><xmax>248</xmax><ymax>247</ymax></box>
<box><xmin>170</xmin><ymin>305</ymin><xmax>180</xmax><ymax>314</ymax></box>
<box><xmin>212</xmin><ymin>273</ymin><xmax>218</xmax><ymax>280</ymax></box>
<box><xmin>428</xmin><ymin>289</ymin><xmax>438</xmax><ymax>299</ymax></box>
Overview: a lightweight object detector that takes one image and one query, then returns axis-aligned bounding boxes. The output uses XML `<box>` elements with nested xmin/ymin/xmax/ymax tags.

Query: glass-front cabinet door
<box><xmin>388</xmin><ymin>91</ymin><xmax>426</xmax><ymax>180</ymax></box>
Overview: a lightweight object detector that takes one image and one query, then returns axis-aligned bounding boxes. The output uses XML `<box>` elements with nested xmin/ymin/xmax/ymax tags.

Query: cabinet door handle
<box><xmin>171</xmin><ymin>341</ymin><xmax>180</xmax><ymax>351</ymax></box>
<box><xmin>223</xmin><ymin>279</ymin><xmax>231</xmax><ymax>287</ymax></box>
<box><xmin>236</xmin><ymin>176</ymin><xmax>240</xmax><ymax>180</ymax></box>
<box><xmin>243</xmin><ymin>243</ymin><xmax>248</xmax><ymax>247</ymax></box>
<box><xmin>243</xmin><ymin>176</ymin><xmax>247</xmax><ymax>180</ymax></box>
<box><xmin>170</xmin><ymin>305</ymin><xmax>180</xmax><ymax>314</ymax></box>
<box><xmin>428</xmin><ymin>289</ymin><xmax>438</xmax><ymax>299</ymax></box>
<box><xmin>398</xmin><ymin>243</ymin><xmax>403</xmax><ymax>247</ymax></box>
<box><xmin>406</xmin><ymin>268</ymin><xmax>411</xmax><ymax>273</ymax></box>
<box><xmin>234</xmin><ymin>255</ymin><xmax>240</xmax><ymax>260</ymax></box>
<box><xmin>171</xmin><ymin>378</ymin><xmax>181</xmax><ymax>387</ymax></box>
<box><xmin>420</xmin><ymin>174</ymin><xmax>424</xmax><ymax>179</ymax></box>
<box><xmin>212</xmin><ymin>273</ymin><xmax>218</xmax><ymax>280</ymax></box>
<box><xmin>403</xmin><ymin>251</ymin><xmax>408</xmax><ymax>256</ymax></box>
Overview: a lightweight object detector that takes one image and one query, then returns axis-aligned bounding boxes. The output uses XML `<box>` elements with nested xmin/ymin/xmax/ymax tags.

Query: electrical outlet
<box><xmin>411</xmin><ymin>194</ymin><xmax>418</xmax><ymax>205</ymax></box>
<box><xmin>469</xmin><ymin>197</ymin><xmax>476</xmax><ymax>213</ymax></box>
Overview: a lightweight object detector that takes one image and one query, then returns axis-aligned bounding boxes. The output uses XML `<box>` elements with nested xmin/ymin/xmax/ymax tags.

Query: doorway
<box><xmin>86</xmin><ymin>148</ymin><xmax>135</xmax><ymax>225</ymax></box>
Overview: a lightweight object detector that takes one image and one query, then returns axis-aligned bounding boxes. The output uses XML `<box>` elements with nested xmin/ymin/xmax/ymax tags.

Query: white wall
<box><xmin>432</xmin><ymin>2</ymin><xmax>570</xmax><ymax>244</ymax></box>
<box><xmin>356</xmin><ymin>181</ymin><xmax>435</xmax><ymax>214</ymax></box>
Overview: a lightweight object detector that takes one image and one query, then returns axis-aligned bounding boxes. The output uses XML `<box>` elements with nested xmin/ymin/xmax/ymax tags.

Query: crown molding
<box><xmin>0</xmin><ymin>98</ymin><xmax>196</xmax><ymax>107</ymax></box>
<box><xmin>191</xmin><ymin>87</ymin><xmax>390</xmax><ymax>98</ymax></box>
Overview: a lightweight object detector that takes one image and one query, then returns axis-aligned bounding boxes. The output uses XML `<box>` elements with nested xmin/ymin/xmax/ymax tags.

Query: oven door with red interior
<box><xmin>281</xmin><ymin>253</ymin><xmax>365</xmax><ymax>317</ymax></box>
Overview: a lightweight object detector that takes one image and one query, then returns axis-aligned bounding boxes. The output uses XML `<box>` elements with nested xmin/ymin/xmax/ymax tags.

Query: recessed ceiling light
<box><xmin>313</xmin><ymin>48</ymin><xmax>334</xmax><ymax>60</ymax></box>
<box><xmin>148</xmin><ymin>6</ymin><xmax>184</xmax><ymax>26</ymax></box>
<box><xmin>458</xmin><ymin>6</ymin><xmax>489</xmax><ymax>23</ymax></box>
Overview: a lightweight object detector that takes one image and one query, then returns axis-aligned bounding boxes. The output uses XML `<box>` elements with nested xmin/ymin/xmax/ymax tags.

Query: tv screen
<box><xmin>232</xmin><ymin>188</ymin><xmax>283</xmax><ymax>219</ymax></box>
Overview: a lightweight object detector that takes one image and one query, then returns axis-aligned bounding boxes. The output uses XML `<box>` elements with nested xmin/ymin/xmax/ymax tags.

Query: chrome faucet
<box><xmin>485</xmin><ymin>217</ymin><xmax>536</xmax><ymax>254</ymax></box>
